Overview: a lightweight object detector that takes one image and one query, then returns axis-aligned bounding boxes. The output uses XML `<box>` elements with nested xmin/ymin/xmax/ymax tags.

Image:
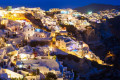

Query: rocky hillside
<box><xmin>25</xmin><ymin>13</ymin><xmax>51</xmax><ymax>32</ymax></box>
<box><xmin>75</xmin><ymin>3</ymin><xmax>120</xmax><ymax>13</ymax></box>
<box><xmin>78</xmin><ymin>16</ymin><xmax>120</xmax><ymax>80</ymax></box>
<box><xmin>107</xmin><ymin>16</ymin><xmax>120</xmax><ymax>40</ymax></box>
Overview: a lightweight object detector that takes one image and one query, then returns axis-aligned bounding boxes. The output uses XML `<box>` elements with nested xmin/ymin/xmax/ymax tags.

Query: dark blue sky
<box><xmin>0</xmin><ymin>0</ymin><xmax>120</xmax><ymax>10</ymax></box>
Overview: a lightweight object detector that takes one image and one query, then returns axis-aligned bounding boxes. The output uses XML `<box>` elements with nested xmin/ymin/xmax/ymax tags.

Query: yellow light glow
<box><xmin>20</xmin><ymin>54</ymin><xmax>27</xmax><ymax>60</ymax></box>
<box><xmin>6</xmin><ymin>44</ymin><xmax>11</xmax><ymax>46</ymax></box>
<box><xmin>13</xmin><ymin>14</ymin><xmax>17</xmax><ymax>17</ymax></box>
<box><xmin>85</xmin><ymin>54</ymin><xmax>89</xmax><ymax>59</ymax></box>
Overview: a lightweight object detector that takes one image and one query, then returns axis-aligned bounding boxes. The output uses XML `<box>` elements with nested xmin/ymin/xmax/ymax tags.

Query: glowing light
<box><xmin>20</xmin><ymin>54</ymin><xmax>27</xmax><ymax>60</ymax></box>
<box><xmin>6</xmin><ymin>44</ymin><xmax>11</xmax><ymax>46</ymax></box>
<box><xmin>19</xmin><ymin>65</ymin><xmax>23</xmax><ymax>68</ymax></box>
<box><xmin>83</xmin><ymin>43</ymin><xmax>88</xmax><ymax>47</ymax></box>
<box><xmin>72</xmin><ymin>49</ymin><xmax>78</xmax><ymax>52</ymax></box>
<box><xmin>49</xmin><ymin>46</ymin><xmax>53</xmax><ymax>51</ymax></box>
<box><xmin>69</xmin><ymin>22</ymin><xmax>74</xmax><ymax>25</ymax></box>
<box><xmin>20</xmin><ymin>54</ymin><xmax>26</xmax><ymax>58</ymax></box>
<box><xmin>0</xmin><ymin>12</ymin><xmax>4</xmax><ymax>17</ymax></box>
<box><xmin>85</xmin><ymin>54</ymin><xmax>89</xmax><ymax>58</ymax></box>
<box><xmin>13</xmin><ymin>14</ymin><xmax>17</xmax><ymax>17</ymax></box>
<box><xmin>35</xmin><ymin>29</ymin><xmax>42</xmax><ymax>32</ymax></box>
<box><xmin>88</xmin><ymin>11</ymin><xmax>92</xmax><ymax>15</ymax></box>
<box><xmin>61</xmin><ymin>11</ymin><xmax>69</xmax><ymax>14</ymax></box>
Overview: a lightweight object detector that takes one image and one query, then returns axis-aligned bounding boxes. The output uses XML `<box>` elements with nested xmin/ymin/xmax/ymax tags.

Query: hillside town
<box><xmin>0</xmin><ymin>6</ymin><xmax>120</xmax><ymax>80</ymax></box>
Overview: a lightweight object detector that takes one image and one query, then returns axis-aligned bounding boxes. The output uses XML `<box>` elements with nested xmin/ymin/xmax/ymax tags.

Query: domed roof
<box><xmin>23</xmin><ymin>25</ymin><xmax>34</xmax><ymax>30</ymax></box>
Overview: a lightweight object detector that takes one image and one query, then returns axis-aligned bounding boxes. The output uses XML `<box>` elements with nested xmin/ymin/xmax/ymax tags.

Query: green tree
<box><xmin>14</xmin><ymin>67</ymin><xmax>17</xmax><ymax>72</ymax></box>
<box><xmin>45</xmin><ymin>72</ymin><xmax>57</xmax><ymax>80</ymax></box>
<box><xmin>53</xmin><ymin>55</ymin><xmax>57</xmax><ymax>60</ymax></box>
<box><xmin>36</xmin><ymin>68</ymin><xmax>40</xmax><ymax>75</ymax></box>
<box><xmin>6</xmin><ymin>6</ymin><xmax>12</xmax><ymax>11</ymax></box>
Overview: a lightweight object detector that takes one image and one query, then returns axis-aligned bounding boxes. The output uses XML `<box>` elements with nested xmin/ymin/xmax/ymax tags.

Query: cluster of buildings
<box><xmin>84</xmin><ymin>9</ymin><xmax>120</xmax><ymax>23</ymax></box>
<box><xmin>0</xmin><ymin>6</ymin><xmax>119</xmax><ymax>80</ymax></box>
<box><xmin>53</xmin><ymin>9</ymin><xmax>90</xmax><ymax>31</ymax></box>
<box><xmin>0</xmin><ymin>7</ymin><xmax>75</xmax><ymax>80</ymax></box>
<box><xmin>41</xmin><ymin>16</ymin><xmax>60</xmax><ymax>31</ymax></box>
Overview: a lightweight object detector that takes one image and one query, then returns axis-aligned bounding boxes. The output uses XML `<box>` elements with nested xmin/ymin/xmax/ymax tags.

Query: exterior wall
<box><xmin>6</xmin><ymin>20</ymin><xmax>22</xmax><ymax>33</ymax></box>
<box><xmin>18</xmin><ymin>53</ymin><xmax>31</xmax><ymax>60</ymax></box>
<box><xmin>32</xmin><ymin>66</ymin><xmax>61</xmax><ymax>77</ymax></box>
<box><xmin>1</xmin><ymin>19</ymin><xmax>8</xmax><ymax>26</ymax></box>
<box><xmin>56</xmin><ymin>40</ymin><xmax>66</xmax><ymax>49</ymax></box>
<box><xmin>23</xmin><ymin>26</ymin><xmax>35</xmax><ymax>40</ymax></box>
<box><xmin>60</xmin><ymin>32</ymin><xmax>68</xmax><ymax>36</ymax></box>
<box><xmin>59</xmin><ymin>40</ymin><xmax>66</xmax><ymax>49</ymax></box>
<box><xmin>0</xmin><ymin>49</ymin><xmax>6</xmax><ymax>60</ymax></box>
<box><xmin>26</xmin><ymin>75</ymin><xmax>40</xmax><ymax>80</ymax></box>
<box><xmin>34</xmin><ymin>32</ymin><xmax>47</xmax><ymax>38</ymax></box>
<box><xmin>3</xmin><ymin>69</ymin><xmax>23</xmax><ymax>78</ymax></box>
<box><xmin>50</xmin><ymin>32</ymin><xmax>56</xmax><ymax>37</ymax></box>
<box><xmin>57</xmin><ymin>78</ymin><xmax>63</xmax><ymax>80</ymax></box>
<box><xmin>56</xmin><ymin>41</ymin><xmax>60</xmax><ymax>47</ymax></box>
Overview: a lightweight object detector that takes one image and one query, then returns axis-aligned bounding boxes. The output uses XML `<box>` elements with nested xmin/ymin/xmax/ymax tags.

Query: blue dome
<box><xmin>35</xmin><ymin>29</ymin><xmax>44</xmax><ymax>32</ymax></box>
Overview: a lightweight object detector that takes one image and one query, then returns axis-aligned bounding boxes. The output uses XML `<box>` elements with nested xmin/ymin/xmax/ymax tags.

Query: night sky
<box><xmin>0</xmin><ymin>0</ymin><xmax>120</xmax><ymax>10</ymax></box>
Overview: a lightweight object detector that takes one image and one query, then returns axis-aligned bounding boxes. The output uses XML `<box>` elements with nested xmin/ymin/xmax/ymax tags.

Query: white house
<box><xmin>22</xmin><ymin>59</ymin><xmax>61</xmax><ymax>77</ymax></box>
<box><xmin>18</xmin><ymin>46</ymin><xmax>34</xmax><ymax>60</ymax></box>
<box><xmin>23</xmin><ymin>25</ymin><xmax>35</xmax><ymax>40</ymax></box>
<box><xmin>0</xmin><ymin>68</ymin><xmax>23</xmax><ymax>79</ymax></box>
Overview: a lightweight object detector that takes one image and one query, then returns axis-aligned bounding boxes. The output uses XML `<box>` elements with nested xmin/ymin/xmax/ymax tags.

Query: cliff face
<box><xmin>25</xmin><ymin>13</ymin><xmax>51</xmax><ymax>32</ymax></box>
<box><xmin>81</xmin><ymin>23</ymin><xmax>107</xmax><ymax>60</ymax></box>
<box><xmin>81</xmin><ymin>16</ymin><xmax>120</xmax><ymax>63</ymax></box>
<box><xmin>25</xmin><ymin>13</ymin><xmax>44</xmax><ymax>28</ymax></box>
<box><xmin>57</xmin><ymin>54</ymin><xmax>92</xmax><ymax>75</ymax></box>
<box><xmin>107</xmin><ymin>16</ymin><xmax>120</xmax><ymax>40</ymax></box>
<box><xmin>79</xmin><ymin>17</ymin><xmax>120</xmax><ymax>79</ymax></box>
<box><xmin>106</xmin><ymin>16</ymin><xmax>120</xmax><ymax>67</ymax></box>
